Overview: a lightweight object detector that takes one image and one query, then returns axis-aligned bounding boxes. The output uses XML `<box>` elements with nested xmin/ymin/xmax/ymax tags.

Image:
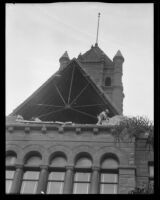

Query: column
<box><xmin>10</xmin><ymin>164</ymin><xmax>24</xmax><ymax>194</ymax></box>
<box><xmin>63</xmin><ymin>165</ymin><xmax>74</xmax><ymax>194</ymax></box>
<box><xmin>36</xmin><ymin>165</ymin><xmax>48</xmax><ymax>194</ymax></box>
<box><xmin>90</xmin><ymin>166</ymin><xmax>100</xmax><ymax>194</ymax></box>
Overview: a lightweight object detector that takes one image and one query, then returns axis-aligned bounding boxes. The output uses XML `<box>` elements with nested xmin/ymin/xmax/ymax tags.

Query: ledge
<box><xmin>6</xmin><ymin>122</ymin><xmax>115</xmax><ymax>135</ymax></box>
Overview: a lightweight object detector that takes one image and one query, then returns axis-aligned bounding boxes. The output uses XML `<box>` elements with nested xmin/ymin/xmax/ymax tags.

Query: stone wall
<box><xmin>6</xmin><ymin>121</ymin><xmax>138</xmax><ymax>194</ymax></box>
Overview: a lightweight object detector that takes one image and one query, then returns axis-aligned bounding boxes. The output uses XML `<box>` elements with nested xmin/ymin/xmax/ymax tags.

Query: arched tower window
<box><xmin>20</xmin><ymin>153</ymin><xmax>42</xmax><ymax>194</ymax></box>
<box><xmin>105</xmin><ymin>77</ymin><xmax>111</xmax><ymax>86</ymax></box>
<box><xmin>47</xmin><ymin>155</ymin><xmax>67</xmax><ymax>194</ymax></box>
<box><xmin>73</xmin><ymin>156</ymin><xmax>92</xmax><ymax>194</ymax></box>
<box><xmin>100</xmin><ymin>157</ymin><xmax>118</xmax><ymax>194</ymax></box>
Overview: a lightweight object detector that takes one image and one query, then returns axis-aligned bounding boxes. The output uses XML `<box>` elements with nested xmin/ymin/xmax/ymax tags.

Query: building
<box><xmin>6</xmin><ymin>43</ymin><xmax>153</xmax><ymax>194</ymax></box>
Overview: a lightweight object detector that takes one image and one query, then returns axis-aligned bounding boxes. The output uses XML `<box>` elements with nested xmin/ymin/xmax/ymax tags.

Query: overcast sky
<box><xmin>6</xmin><ymin>3</ymin><xmax>153</xmax><ymax>121</ymax></box>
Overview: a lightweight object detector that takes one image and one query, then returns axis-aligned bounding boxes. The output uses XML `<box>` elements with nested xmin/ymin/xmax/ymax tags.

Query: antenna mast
<box><xmin>95</xmin><ymin>12</ymin><xmax>101</xmax><ymax>46</ymax></box>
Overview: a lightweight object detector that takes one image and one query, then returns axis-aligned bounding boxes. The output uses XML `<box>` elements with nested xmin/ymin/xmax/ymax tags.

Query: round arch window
<box><xmin>73</xmin><ymin>156</ymin><xmax>92</xmax><ymax>194</ymax></box>
<box><xmin>100</xmin><ymin>157</ymin><xmax>118</xmax><ymax>194</ymax></box>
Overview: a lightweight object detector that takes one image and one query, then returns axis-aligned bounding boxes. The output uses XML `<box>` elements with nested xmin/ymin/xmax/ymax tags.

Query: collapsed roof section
<box><xmin>10</xmin><ymin>59</ymin><xmax>120</xmax><ymax>124</ymax></box>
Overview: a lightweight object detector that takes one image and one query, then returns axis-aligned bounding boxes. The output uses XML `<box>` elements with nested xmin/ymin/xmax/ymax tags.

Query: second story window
<box><xmin>20</xmin><ymin>171</ymin><xmax>40</xmax><ymax>194</ymax></box>
<box><xmin>100</xmin><ymin>158</ymin><xmax>118</xmax><ymax>194</ymax></box>
<box><xmin>6</xmin><ymin>152</ymin><xmax>17</xmax><ymax>194</ymax></box>
<box><xmin>6</xmin><ymin>170</ymin><xmax>15</xmax><ymax>194</ymax></box>
<box><xmin>20</xmin><ymin>154</ymin><xmax>42</xmax><ymax>194</ymax></box>
<box><xmin>73</xmin><ymin>157</ymin><xmax>92</xmax><ymax>194</ymax></box>
<box><xmin>47</xmin><ymin>156</ymin><xmax>67</xmax><ymax>194</ymax></box>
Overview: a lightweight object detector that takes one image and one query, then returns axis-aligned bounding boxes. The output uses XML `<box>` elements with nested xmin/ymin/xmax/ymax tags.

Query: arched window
<box><xmin>105</xmin><ymin>77</ymin><xmax>111</xmax><ymax>86</ymax></box>
<box><xmin>100</xmin><ymin>157</ymin><xmax>118</xmax><ymax>194</ymax></box>
<box><xmin>5</xmin><ymin>153</ymin><xmax>17</xmax><ymax>194</ymax></box>
<box><xmin>20</xmin><ymin>154</ymin><xmax>42</xmax><ymax>194</ymax></box>
<box><xmin>47</xmin><ymin>155</ymin><xmax>67</xmax><ymax>194</ymax></box>
<box><xmin>73</xmin><ymin>156</ymin><xmax>92</xmax><ymax>194</ymax></box>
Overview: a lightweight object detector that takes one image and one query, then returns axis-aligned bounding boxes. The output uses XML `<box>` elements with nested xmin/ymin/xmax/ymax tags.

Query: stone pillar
<box><xmin>90</xmin><ymin>166</ymin><xmax>100</xmax><ymax>194</ymax></box>
<box><xmin>118</xmin><ymin>166</ymin><xmax>136</xmax><ymax>194</ymax></box>
<box><xmin>63</xmin><ymin>166</ymin><xmax>74</xmax><ymax>194</ymax></box>
<box><xmin>10</xmin><ymin>164</ymin><xmax>24</xmax><ymax>194</ymax></box>
<box><xmin>36</xmin><ymin>165</ymin><xmax>48</xmax><ymax>194</ymax></box>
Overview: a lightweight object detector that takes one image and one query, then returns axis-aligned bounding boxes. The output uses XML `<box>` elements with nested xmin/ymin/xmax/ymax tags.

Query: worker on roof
<box><xmin>97</xmin><ymin>109</ymin><xmax>109</xmax><ymax>125</ymax></box>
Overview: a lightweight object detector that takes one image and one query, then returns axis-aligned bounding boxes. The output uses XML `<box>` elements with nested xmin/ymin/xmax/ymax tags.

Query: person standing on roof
<box><xmin>97</xmin><ymin>109</ymin><xmax>109</xmax><ymax>125</ymax></box>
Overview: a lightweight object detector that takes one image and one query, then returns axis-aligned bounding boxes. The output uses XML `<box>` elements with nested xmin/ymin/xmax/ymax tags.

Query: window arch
<box><xmin>20</xmin><ymin>153</ymin><xmax>42</xmax><ymax>194</ymax></box>
<box><xmin>47</xmin><ymin>155</ymin><xmax>67</xmax><ymax>194</ymax></box>
<box><xmin>100</xmin><ymin>157</ymin><xmax>118</xmax><ymax>194</ymax></box>
<box><xmin>25</xmin><ymin>155</ymin><xmax>42</xmax><ymax>166</ymax></box>
<box><xmin>75</xmin><ymin>157</ymin><xmax>92</xmax><ymax>168</ymax></box>
<box><xmin>6</xmin><ymin>152</ymin><xmax>17</xmax><ymax>166</ymax></box>
<box><xmin>101</xmin><ymin>158</ymin><xmax>118</xmax><ymax>169</ymax></box>
<box><xmin>105</xmin><ymin>77</ymin><xmax>111</xmax><ymax>86</ymax></box>
<box><xmin>5</xmin><ymin>152</ymin><xmax>17</xmax><ymax>194</ymax></box>
<box><xmin>73</xmin><ymin>156</ymin><xmax>92</xmax><ymax>194</ymax></box>
<box><xmin>50</xmin><ymin>156</ymin><xmax>67</xmax><ymax>167</ymax></box>
<box><xmin>24</xmin><ymin>152</ymin><xmax>42</xmax><ymax>166</ymax></box>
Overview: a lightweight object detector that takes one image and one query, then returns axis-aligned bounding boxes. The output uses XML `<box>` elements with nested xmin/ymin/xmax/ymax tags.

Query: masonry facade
<box><xmin>6</xmin><ymin>44</ymin><xmax>153</xmax><ymax>194</ymax></box>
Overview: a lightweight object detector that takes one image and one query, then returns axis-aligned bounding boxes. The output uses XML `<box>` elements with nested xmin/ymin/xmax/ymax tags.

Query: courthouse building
<box><xmin>6</xmin><ymin>43</ymin><xmax>153</xmax><ymax>194</ymax></box>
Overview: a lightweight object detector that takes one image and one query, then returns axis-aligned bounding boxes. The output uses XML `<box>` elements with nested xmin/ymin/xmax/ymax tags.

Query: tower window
<box><xmin>105</xmin><ymin>77</ymin><xmax>111</xmax><ymax>86</ymax></box>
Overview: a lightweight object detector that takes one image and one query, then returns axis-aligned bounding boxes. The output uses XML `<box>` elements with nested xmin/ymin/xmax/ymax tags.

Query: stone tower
<box><xmin>77</xmin><ymin>44</ymin><xmax>124</xmax><ymax>114</ymax></box>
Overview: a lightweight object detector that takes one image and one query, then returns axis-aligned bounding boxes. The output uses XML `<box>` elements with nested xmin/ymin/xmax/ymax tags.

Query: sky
<box><xmin>6</xmin><ymin>3</ymin><xmax>153</xmax><ymax>121</ymax></box>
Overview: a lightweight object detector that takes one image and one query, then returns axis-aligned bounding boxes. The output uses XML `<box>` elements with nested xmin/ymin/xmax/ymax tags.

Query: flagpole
<box><xmin>96</xmin><ymin>13</ymin><xmax>101</xmax><ymax>46</ymax></box>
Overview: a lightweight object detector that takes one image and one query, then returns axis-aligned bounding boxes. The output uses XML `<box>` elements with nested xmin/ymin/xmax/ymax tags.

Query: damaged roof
<box><xmin>10</xmin><ymin>59</ymin><xmax>120</xmax><ymax>124</ymax></box>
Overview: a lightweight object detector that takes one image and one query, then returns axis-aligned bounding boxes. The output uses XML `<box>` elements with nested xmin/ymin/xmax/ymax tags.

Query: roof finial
<box><xmin>95</xmin><ymin>12</ymin><xmax>101</xmax><ymax>46</ymax></box>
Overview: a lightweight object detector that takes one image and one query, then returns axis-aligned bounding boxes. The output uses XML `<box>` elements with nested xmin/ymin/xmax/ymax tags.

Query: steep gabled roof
<box><xmin>78</xmin><ymin>44</ymin><xmax>113</xmax><ymax>65</ymax></box>
<box><xmin>10</xmin><ymin>59</ymin><xmax>120</xmax><ymax>124</ymax></box>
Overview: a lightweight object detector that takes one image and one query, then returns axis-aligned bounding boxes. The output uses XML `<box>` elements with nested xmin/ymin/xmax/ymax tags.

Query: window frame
<box><xmin>6</xmin><ymin>154</ymin><xmax>17</xmax><ymax>194</ymax></box>
<box><xmin>5</xmin><ymin>168</ymin><xmax>16</xmax><ymax>194</ymax></box>
<box><xmin>20</xmin><ymin>166</ymin><xmax>40</xmax><ymax>194</ymax></box>
<box><xmin>46</xmin><ymin>166</ymin><xmax>66</xmax><ymax>194</ymax></box>
<box><xmin>148</xmin><ymin>161</ymin><xmax>154</xmax><ymax>193</ymax></box>
<box><xmin>73</xmin><ymin>167</ymin><xmax>92</xmax><ymax>194</ymax></box>
<box><xmin>99</xmin><ymin>168</ymin><xmax>118</xmax><ymax>194</ymax></box>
